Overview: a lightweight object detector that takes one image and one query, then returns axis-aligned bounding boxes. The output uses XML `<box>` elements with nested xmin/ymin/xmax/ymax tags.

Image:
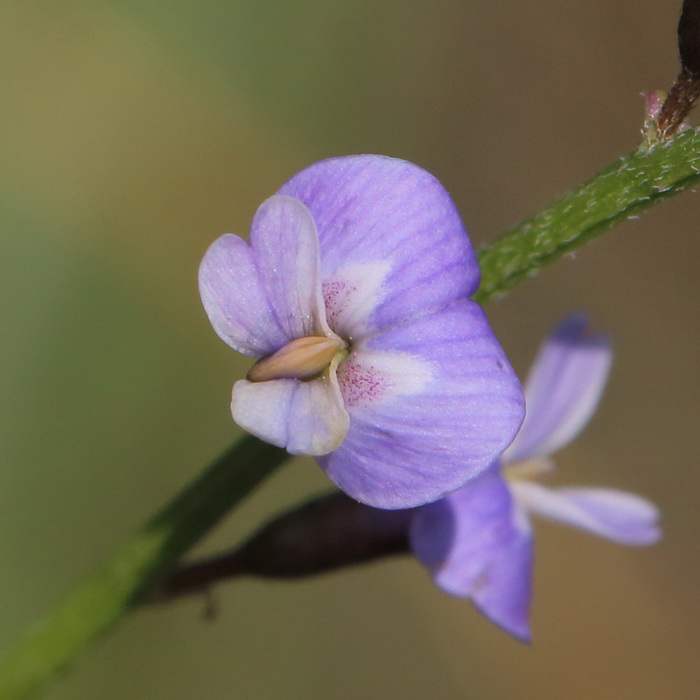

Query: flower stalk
<box><xmin>475</xmin><ymin>127</ymin><xmax>700</xmax><ymax>305</ymax></box>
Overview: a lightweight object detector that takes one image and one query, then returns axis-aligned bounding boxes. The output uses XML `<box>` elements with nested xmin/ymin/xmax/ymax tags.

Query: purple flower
<box><xmin>410</xmin><ymin>314</ymin><xmax>661</xmax><ymax>640</ymax></box>
<box><xmin>199</xmin><ymin>155</ymin><xmax>524</xmax><ymax>509</ymax></box>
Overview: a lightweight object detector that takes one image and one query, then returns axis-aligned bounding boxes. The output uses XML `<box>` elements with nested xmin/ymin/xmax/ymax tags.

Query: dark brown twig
<box><xmin>657</xmin><ymin>0</ymin><xmax>700</xmax><ymax>138</ymax></box>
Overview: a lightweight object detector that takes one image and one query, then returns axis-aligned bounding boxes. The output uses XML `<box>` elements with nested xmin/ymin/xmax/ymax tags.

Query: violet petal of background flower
<box><xmin>231</xmin><ymin>369</ymin><xmax>349</xmax><ymax>456</ymax></box>
<box><xmin>198</xmin><ymin>195</ymin><xmax>328</xmax><ymax>357</ymax></box>
<box><xmin>511</xmin><ymin>482</ymin><xmax>661</xmax><ymax>545</ymax></box>
<box><xmin>318</xmin><ymin>300</ymin><xmax>525</xmax><ymax>509</ymax></box>
<box><xmin>278</xmin><ymin>155</ymin><xmax>480</xmax><ymax>339</ymax></box>
<box><xmin>411</xmin><ymin>469</ymin><xmax>533</xmax><ymax>642</ymax></box>
<box><xmin>505</xmin><ymin>313</ymin><xmax>612</xmax><ymax>463</ymax></box>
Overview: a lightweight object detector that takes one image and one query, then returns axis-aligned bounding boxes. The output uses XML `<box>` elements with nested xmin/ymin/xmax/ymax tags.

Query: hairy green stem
<box><xmin>2</xmin><ymin>129</ymin><xmax>700</xmax><ymax>699</ymax></box>
<box><xmin>475</xmin><ymin>129</ymin><xmax>700</xmax><ymax>304</ymax></box>
<box><xmin>0</xmin><ymin>437</ymin><xmax>287</xmax><ymax>700</ymax></box>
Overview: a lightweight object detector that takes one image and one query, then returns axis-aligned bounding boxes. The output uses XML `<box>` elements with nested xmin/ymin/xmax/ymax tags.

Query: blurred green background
<box><xmin>1</xmin><ymin>1</ymin><xmax>699</xmax><ymax>698</ymax></box>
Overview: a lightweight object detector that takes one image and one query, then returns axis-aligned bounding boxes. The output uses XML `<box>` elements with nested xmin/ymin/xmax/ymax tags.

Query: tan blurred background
<box><xmin>1</xmin><ymin>1</ymin><xmax>698</xmax><ymax>698</ymax></box>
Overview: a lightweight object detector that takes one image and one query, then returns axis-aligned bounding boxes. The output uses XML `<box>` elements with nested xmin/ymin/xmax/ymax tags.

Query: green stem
<box><xmin>0</xmin><ymin>436</ymin><xmax>287</xmax><ymax>700</ymax></box>
<box><xmin>2</xmin><ymin>129</ymin><xmax>700</xmax><ymax>699</ymax></box>
<box><xmin>474</xmin><ymin>129</ymin><xmax>700</xmax><ymax>304</ymax></box>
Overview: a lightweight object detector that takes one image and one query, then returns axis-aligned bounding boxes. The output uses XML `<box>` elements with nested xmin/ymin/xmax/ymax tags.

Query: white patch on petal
<box><xmin>322</xmin><ymin>261</ymin><xmax>391</xmax><ymax>340</ymax></box>
<box><xmin>232</xmin><ymin>371</ymin><xmax>349</xmax><ymax>456</ymax></box>
<box><xmin>337</xmin><ymin>349</ymin><xmax>432</xmax><ymax>411</ymax></box>
<box><xmin>231</xmin><ymin>379</ymin><xmax>289</xmax><ymax>449</ymax></box>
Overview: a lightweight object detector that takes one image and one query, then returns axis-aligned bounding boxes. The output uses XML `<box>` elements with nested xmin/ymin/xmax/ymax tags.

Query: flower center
<box><xmin>503</xmin><ymin>457</ymin><xmax>554</xmax><ymax>483</ymax></box>
<box><xmin>247</xmin><ymin>335</ymin><xmax>345</xmax><ymax>382</ymax></box>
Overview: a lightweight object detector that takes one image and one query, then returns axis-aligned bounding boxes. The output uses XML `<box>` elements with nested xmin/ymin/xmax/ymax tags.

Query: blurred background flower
<box><xmin>1</xmin><ymin>2</ymin><xmax>698</xmax><ymax>698</ymax></box>
<box><xmin>411</xmin><ymin>314</ymin><xmax>659</xmax><ymax>643</ymax></box>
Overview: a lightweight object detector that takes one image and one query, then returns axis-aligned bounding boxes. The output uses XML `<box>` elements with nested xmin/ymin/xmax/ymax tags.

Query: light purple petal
<box><xmin>511</xmin><ymin>482</ymin><xmax>661</xmax><ymax>545</ymax></box>
<box><xmin>278</xmin><ymin>155</ymin><xmax>479</xmax><ymax>339</ymax></box>
<box><xmin>232</xmin><ymin>368</ymin><xmax>349</xmax><ymax>456</ymax></box>
<box><xmin>317</xmin><ymin>300</ymin><xmax>525</xmax><ymax>509</ymax></box>
<box><xmin>505</xmin><ymin>313</ymin><xmax>612</xmax><ymax>462</ymax></box>
<box><xmin>410</xmin><ymin>469</ymin><xmax>533</xmax><ymax>642</ymax></box>
<box><xmin>198</xmin><ymin>195</ymin><xmax>329</xmax><ymax>358</ymax></box>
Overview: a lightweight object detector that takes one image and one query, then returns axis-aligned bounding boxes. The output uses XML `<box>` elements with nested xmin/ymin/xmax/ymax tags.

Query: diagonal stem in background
<box><xmin>0</xmin><ymin>437</ymin><xmax>287</xmax><ymax>700</ymax></box>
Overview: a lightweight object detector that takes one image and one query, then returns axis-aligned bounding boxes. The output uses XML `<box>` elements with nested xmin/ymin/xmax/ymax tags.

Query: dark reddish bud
<box><xmin>151</xmin><ymin>492</ymin><xmax>412</xmax><ymax>603</ymax></box>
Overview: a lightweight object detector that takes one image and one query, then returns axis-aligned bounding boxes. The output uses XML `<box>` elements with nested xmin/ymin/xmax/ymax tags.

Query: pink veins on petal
<box><xmin>337</xmin><ymin>356</ymin><xmax>395</xmax><ymax>409</ymax></box>
<box><xmin>322</xmin><ymin>280</ymin><xmax>352</xmax><ymax>331</ymax></box>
